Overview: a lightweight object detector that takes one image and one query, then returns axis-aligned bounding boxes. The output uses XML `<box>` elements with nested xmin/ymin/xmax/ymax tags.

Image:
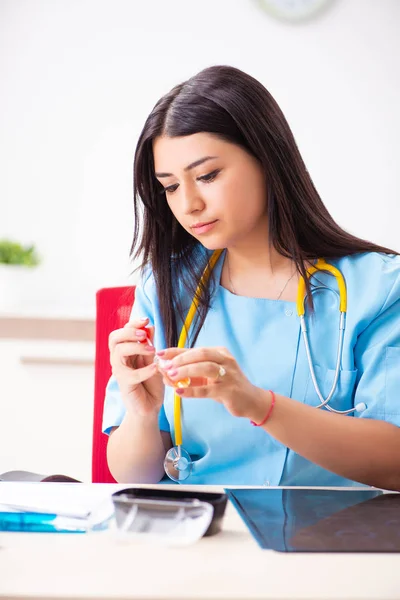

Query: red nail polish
<box><xmin>176</xmin><ymin>389</ymin><xmax>184</xmax><ymax>395</ymax></box>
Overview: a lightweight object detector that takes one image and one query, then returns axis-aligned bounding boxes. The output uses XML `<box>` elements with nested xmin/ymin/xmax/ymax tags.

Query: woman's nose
<box><xmin>182</xmin><ymin>184</ymin><xmax>205</xmax><ymax>214</ymax></box>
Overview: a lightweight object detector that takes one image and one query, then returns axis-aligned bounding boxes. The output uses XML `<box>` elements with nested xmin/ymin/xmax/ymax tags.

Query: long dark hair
<box><xmin>132</xmin><ymin>65</ymin><xmax>396</xmax><ymax>348</ymax></box>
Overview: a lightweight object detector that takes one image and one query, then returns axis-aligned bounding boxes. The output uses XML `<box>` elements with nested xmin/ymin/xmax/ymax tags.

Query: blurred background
<box><xmin>1</xmin><ymin>0</ymin><xmax>399</xmax><ymax>481</ymax></box>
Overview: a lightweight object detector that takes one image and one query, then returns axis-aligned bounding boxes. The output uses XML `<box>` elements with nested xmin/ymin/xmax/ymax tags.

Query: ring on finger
<box><xmin>216</xmin><ymin>365</ymin><xmax>226</xmax><ymax>381</ymax></box>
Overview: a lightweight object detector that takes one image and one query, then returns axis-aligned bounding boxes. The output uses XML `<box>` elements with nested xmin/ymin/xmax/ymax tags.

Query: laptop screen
<box><xmin>225</xmin><ymin>488</ymin><xmax>400</xmax><ymax>552</ymax></box>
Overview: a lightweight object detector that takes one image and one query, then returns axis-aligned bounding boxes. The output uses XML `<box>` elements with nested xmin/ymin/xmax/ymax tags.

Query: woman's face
<box><xmin>153</xmin><ymin>133</ymin><xmax>268</xmax><ymax>250</ymax></box>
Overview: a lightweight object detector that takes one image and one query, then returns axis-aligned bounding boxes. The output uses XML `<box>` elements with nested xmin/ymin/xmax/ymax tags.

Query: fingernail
<box><xmin>156</xmin><ymin>350</ymin><xmax>165</xmax><ymax>356</ymax></box>
<box><xmin>176</xmin><ymin>388</ymin><xmax>184</xmax><ymax>395</ymax></box>
<box><xmin>144</xmin><ymin>344</ymin><xmax>155</xmax><ymax>351</ymax></box>
<box><xmin>136</xmin><ymin>330</ymin><xmax>146</xmax><ymax>337</ymax></box>
<box><xmin>167</xmin><ymin>368</ymin><xmax>178</xmax><ymax>377</ymax></box>
<box><xmin>139</xmin><ymin>317</ymin><xmax>148</xmax><ymax>322</ymax></box>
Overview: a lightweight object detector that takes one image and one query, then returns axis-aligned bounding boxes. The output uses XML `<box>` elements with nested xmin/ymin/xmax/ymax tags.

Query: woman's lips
<box><xmin>191</xmin><ymin>220</ymin><xmax>218</xmax><ymax>234</ymax></box>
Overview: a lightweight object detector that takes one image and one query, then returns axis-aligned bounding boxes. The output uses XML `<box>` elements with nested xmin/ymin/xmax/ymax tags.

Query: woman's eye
<box><xmin>159</xmin><ymin>170</ymin><xmax>220</xmax><ymax>194</ymax></box>
<box><xmin>198</xmin><ymin>169</ymin><xmax>220</xmax><ymax>183</ymax></box>
<box><xmin>162</xmin><ymin>183</ymin><xmax>179</xmax><ymax>194</ymax></box>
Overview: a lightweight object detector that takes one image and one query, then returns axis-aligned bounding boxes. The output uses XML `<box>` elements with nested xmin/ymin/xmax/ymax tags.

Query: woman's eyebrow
<box><xmin>155</xmin><ymin>156</ymin><xmax>218</xmax><ymax>178</ymax></box>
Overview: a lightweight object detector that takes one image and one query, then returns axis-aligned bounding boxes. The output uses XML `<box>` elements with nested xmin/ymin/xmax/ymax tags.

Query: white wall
<box><xmin>1</xmin><ymin>0</ymin><xmax>399</xmax><ymax>318</ymax></box>
<box><xmin>0</xmin><ymin>339</ymin><xmax>94</xmax><ymax>481</ymax></box>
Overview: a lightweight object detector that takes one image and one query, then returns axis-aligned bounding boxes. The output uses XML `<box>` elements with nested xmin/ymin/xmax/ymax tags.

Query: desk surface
<box><xmin>0</xmin><ymin>483</ymin><xmax>399</xmax><ymax>600</ymax></box>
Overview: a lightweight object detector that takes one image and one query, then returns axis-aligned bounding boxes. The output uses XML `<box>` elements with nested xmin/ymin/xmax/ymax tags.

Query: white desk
<box><xmin>0</xmin><ymin>483</ymin><xmax>399</xmax><ymax>600</ymax></box>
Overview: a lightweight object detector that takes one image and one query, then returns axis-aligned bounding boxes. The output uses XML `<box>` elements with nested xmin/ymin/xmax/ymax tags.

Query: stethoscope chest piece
<box><xmin>164</xmin><ymin>446</ymin><xmax>192</xmax><ymax>482</ymax></box>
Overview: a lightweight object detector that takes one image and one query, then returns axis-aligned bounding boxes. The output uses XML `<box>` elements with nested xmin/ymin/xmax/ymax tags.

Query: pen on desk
<box><xmin>0</xmin><ymin>512</ymin><xmax>86</xmax><ymax>533</ymax></box>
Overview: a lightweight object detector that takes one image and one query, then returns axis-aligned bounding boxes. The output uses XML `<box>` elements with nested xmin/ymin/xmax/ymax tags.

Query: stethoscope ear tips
<box><xmin>355</xmin><ymin>402</ymin><xmax>367</xmax><ymax>413</ymax></box>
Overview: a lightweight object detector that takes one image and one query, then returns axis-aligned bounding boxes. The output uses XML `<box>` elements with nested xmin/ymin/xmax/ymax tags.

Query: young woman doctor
<box><xmin>103</xmin><ymin>66</ymin><xmax>400</xmax><ymax>490</ymax></box>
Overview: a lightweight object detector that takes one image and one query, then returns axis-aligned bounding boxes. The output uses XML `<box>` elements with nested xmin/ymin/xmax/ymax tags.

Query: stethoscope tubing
<box><xmin>164</xmin><ymin>252</ymin><xmax>365</xmax><ymax>481</ymax></box>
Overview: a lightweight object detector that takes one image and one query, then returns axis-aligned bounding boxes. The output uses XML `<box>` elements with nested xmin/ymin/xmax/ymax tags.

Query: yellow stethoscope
<box><xmin>162</xmin><ymin>249</ymin><xmax>366</xmax><ymax>482</ymax></box>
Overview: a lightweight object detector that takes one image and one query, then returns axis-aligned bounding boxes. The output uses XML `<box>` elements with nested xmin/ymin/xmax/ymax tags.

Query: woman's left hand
<box><xmin>156</xmin><ymin>347</ymin><xmax>266</xmax><ymax>421</ymax></box>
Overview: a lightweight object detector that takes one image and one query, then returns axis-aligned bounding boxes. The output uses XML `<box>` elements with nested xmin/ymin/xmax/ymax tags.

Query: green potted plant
<box><xmin>0</xmin><ymin>240</ymin><xmax>40</xmax><ymax>267</ymax></box>
<box><xmin>0</xmin><ymin>239</ymin><xmax>41</xmax><ymax>312</ymax></box>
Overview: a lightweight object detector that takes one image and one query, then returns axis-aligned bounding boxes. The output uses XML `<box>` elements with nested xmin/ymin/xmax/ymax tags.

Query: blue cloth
<box><xmin>102</xmin><ymin>251</ymin><xmax>400</xmax><ymax>486</ymax></box>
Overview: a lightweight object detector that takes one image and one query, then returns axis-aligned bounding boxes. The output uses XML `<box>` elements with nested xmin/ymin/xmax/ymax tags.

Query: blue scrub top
<box><xmin>103</xmin><ymin>250</ymin><xmax>400</xmax><ymax>486</ymax></box>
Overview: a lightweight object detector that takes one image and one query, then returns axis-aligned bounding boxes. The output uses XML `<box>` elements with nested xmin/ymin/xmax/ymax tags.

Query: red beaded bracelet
<box><xmin>250</xmin><ymin>390</ymin><xmax>276</xmax><ymax>426</ymax></box>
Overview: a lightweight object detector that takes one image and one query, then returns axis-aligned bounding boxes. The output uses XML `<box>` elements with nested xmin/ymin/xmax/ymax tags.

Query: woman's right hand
<box><xmin>109</xmin><ymin>317</ymin><xmax>164</xmax><ymax>417</ymax></box>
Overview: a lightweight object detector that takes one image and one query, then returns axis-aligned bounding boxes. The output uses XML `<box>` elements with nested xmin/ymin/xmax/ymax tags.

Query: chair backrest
<box><xmin>92</xmin><ymin>286</ymin><xmax>135</xmax><ymax>483</ymax></box>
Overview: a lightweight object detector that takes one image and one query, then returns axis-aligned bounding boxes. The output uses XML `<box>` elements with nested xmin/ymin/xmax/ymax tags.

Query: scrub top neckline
<box><xmin>215</xmin><ymin>248</ymin><xmax>297</xmax><ymax>305</ymax></box>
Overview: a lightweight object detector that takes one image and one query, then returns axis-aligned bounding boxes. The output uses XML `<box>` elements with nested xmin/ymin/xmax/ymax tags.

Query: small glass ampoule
<box><xmin>153</xmin><ymin>355</ymin><xmax>191</xmax><ymax>389</ymax></box>
<box><xmin>135</xmin><ymin>325</ymin><xmax>191</xmax><ymax>389</ymax></box>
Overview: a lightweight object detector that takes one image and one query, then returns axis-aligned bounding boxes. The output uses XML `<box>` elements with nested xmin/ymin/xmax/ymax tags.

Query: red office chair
<box><xmin>92</xmin><ymin>286</ymin><xmax>135</xmax><ymax>483</ymax></box>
